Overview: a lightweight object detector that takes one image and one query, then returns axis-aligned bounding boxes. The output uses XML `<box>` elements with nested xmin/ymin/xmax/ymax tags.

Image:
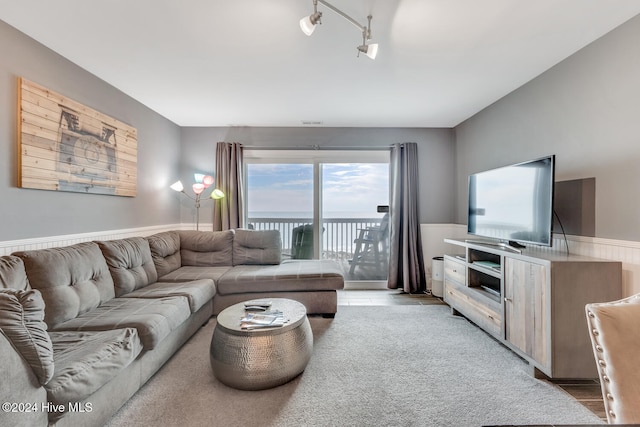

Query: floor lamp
<box><xmin>170</xmin><ymin>174</ymin><xmax>225</xmax><ymax>230</ymax></box>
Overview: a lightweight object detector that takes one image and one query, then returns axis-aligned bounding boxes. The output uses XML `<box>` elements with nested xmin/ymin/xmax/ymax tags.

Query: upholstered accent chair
<box><xmin>585</xmin><ymin>294</ymin><xmax>640</xmax><ymax>424</ymax></box>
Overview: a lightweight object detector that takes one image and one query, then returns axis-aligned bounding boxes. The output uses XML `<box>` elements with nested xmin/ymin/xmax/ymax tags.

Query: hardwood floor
<box><xmin>550</xmin><ymin>379</ymin><xmax>607</xmax><ymax>421</ymax></box>
<box><xmin>337</xmin><ymin>289</ymin><xmax>606</xmax><ymax>422</ymax></box>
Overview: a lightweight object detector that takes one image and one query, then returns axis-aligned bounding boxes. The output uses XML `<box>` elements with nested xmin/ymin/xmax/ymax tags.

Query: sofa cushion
<box><xmin>46</xmin><ymin>328</ymin><xmax>142</xmax><ymax>406</ymax></box>
<box><xmin>13</xmin><ymin>242</ymin><xmax>115</xmax><ymax>329</ymax></box>
<box><xmin>0</xmin><ymin>255</ymin><xmax>31</xmax><ymax>290</ymax></box>
<box><xmin>146</xmin><ymin>231</ymin><xmax>181</xmax><ymax>277</ymax></box>
<box><xmin>96</xmin><ymin>237</ymin><xmax>159</xmax><ymax>297</ymax></box>
<box><xmin>0</xmin><ymin>289</ymin><xmax>54</xmax><ymax>385</ymax></box>
<box><xmin>121</xmin><ymin>279</ymin><xmax>215</xmax><ymax>313</ymax></box>
<box><xmin>158</xmin><ymin>266</ymin><xmax>232</xmax><ymax>283</ymax></box>
<box><xmin>232</xmin><ymin>229</ymin><xmax>282</xmax><ymax>266</ymax></box>
<box><xmin>51</xmin><ymin>296</ymin><xmax>190</xmax><ymax>350</ymax></box>
<box><xmin>216</xmin><ymin>260</ymin><xmax>344</xmax><ymax>295</ymax></box>
<box><xmin>178</xmin><ymin>230</ymin><xmax>234</xmax><ymax>266</ymax></box>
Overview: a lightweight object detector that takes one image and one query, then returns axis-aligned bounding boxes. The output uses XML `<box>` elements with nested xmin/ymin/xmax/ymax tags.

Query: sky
<box><xmin>247</xmin><ymin>163</ymin><xmax>389</xmax><ymax>218</ymax></box>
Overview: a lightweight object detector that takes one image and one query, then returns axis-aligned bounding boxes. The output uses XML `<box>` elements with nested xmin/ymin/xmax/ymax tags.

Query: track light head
<box><xmin>300</xmin><ymin>0</ymin><xmax>322</xmax><ymax>36</ymax></box>
<box><xmin>357</xmin><ymin>43</ymin><xmax>378</xmax><ymax>60</ymax></box>
<box><xmin>300</xmin><ymin>11</ymin><xmax>322</xmax><ymax>36</ymax></box>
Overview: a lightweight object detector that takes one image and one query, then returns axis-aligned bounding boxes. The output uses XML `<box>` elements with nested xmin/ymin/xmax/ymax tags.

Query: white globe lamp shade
<box><xmin>170</xmin><ymin>181</ymin><xmax>184</xmax><ymax>192</ymax></box>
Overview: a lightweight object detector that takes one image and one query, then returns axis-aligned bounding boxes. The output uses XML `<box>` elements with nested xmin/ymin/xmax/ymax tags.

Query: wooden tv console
<box><xmin>443</xmin><ymin>238</ymin><xmax>622</xmax><ymax>379</ymax></box>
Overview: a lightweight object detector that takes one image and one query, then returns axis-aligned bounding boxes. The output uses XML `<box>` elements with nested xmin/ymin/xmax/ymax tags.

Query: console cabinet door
<box><xmin>504</xmin><ymin>258</ymin><xmax>549</xmax><ymax>369</ymax></box>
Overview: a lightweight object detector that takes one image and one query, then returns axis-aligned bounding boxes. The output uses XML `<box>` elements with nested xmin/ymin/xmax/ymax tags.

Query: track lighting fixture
<box><xmin>300</xmin><ymin>0</ymin><xmax>379</xmax><ymax>59</ymax></box>
<box><xmin>356</xmin><ymin>15</ymin><xmax>378</xmax><ymax>59</ymax></box>
<box><xmin>299</xmin><ymin>0</ymin><xmax>322</xmax><ymax>35</ymax></box>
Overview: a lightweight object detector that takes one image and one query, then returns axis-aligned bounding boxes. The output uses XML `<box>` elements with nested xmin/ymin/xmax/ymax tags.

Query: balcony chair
<box><xmin>291</xmin><ymin>224</ymin><xmax>327</xmax><ymax>259</ymax></box>
<box><xmin>349</xmin><ymin>213</ymin><xmax>389</xmax><ymax>275</ymax></box>
<box><xmin>585</xmin><ymin>294</ymin><xmax>640</xmax><ymax>424</ymax></box>
<box><xmin>291</xmin><ymin>224</ymin><xmax>314</xmax><ymax>259</ymax></box>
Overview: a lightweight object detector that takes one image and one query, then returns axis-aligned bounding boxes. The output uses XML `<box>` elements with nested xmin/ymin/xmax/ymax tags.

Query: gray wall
<box><xmin>179</xmin><ymin>127</ymin><xmax>456</xmax><ymax>226</ymax></box>
<box><xmin>13</xmin><ymin>10</ymin><xmax>635</xmax><ymax>241</ymax></box>
<box><xmin>0</xmin><ymin>20</ymin><xmax>182</xmax><ymax>241</ymax></box>
<box><xmin>455</xmin><ymin>14</ymin><xmax>640</xmax><ymax>241</ymax></box>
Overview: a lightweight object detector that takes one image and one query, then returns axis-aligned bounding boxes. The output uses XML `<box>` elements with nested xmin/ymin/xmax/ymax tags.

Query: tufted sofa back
<box><xmin>146</xmin><ymin>229</ymin><xmax>283</xmax><ymax>276</ymax></box>
<box><xmin>178</xmin><ymin>230</ymin><xmax>234</xmax><ymax>266</ymax></box>
<box><xmin>232</xmin><ymin>229</ymin><xmax>282</xmax><ymax>265</ymax></box>
<box><xmin>96</xmin><ymin>237</ymin><xmax>158</xmax><ymax>297</ymax></box>
<box><xmin>13</xmin><ymin>242</ymin><xmax>115</xmax><ymax>328</ymax></box>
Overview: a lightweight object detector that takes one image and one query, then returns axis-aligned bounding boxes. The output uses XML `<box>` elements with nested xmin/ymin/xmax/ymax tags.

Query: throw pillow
<box><xmin>0</xmin><ymin>289</ymin><xmax>54</xmax><ymax>385</ymax></box>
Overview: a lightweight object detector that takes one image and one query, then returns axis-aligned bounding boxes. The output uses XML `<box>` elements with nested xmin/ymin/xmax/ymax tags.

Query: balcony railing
<box><xmin>247</xmin><ymin>217</ymin><xmax>384</xmax><ymax>261</ymax></box>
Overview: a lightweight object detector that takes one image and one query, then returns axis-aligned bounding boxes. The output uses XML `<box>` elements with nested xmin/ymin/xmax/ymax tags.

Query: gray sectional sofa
<box><xmin>0</xmin><ymin>229</ymin><xmax>344</xmax><ymax>427</ymax></box>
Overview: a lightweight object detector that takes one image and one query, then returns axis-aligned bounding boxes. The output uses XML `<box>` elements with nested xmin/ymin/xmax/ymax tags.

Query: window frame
<box><xmin>244</xmin><ymin>149</ymin><xmax>390</xmax><ymax>259</ymax></box>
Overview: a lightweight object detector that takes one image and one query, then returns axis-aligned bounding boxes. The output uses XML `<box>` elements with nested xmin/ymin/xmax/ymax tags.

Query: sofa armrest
<box><xmin>147</xmin><ymin>231</ymin><xmax>182</xmax><ymax>276</ymax></box>
<box><xmin>0</xmin><ymin>332</ymin><xmax>48</xmax><ymax>427</ymax></box>
<box><xmin>586</xmin><ymin>294</ymin><xmax>640</xmax><ymax>424</ymax></box>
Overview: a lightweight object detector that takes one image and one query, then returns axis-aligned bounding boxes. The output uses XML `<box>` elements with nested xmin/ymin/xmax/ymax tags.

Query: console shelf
<box><xmin>442</xmin><ymin>238</ymin><xmax>622</xmax><ymax>379</ymax></box>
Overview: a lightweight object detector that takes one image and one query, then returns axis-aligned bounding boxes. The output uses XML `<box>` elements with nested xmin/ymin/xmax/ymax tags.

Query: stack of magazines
<box><xmin>240</xmin><ymin>310</ymin><xmax>289</xmax><ymax>330</ymax></box>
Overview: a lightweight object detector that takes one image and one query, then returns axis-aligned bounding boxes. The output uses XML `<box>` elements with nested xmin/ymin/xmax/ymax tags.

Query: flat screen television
<box><xmin>467</xmin><ymin>155</ymin><xmax>555</xmax><ymax>249</ymax></box>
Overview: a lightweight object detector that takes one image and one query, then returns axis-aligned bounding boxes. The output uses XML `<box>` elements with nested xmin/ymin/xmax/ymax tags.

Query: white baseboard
<box><xmin>344</xmin><ymin>280</ymin><xmax>388</xmax><ymax>290</ymax></box>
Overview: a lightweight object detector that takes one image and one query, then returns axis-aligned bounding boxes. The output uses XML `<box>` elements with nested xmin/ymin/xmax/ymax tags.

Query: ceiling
<box><xmin>1</xmin><ymin>1</ymin><xmax>639</xmax><ymax>128</ymax></box>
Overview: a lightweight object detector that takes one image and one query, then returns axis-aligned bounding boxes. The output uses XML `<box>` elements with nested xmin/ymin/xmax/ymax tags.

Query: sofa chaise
<box><xmin>0</xmin><ymin>229</ymin><xmax>344</xmax><ymax>427</ymax></box>
<box><xmin>147</xmin><ymin>229</ymin><xmax>345</xmax><ymax>315</ymax></box>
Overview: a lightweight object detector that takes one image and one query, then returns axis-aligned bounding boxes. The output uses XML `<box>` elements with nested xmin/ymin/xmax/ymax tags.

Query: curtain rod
<box><xmin>242</xmin><ymin>145</ymin><xmax>393</xmax><ymax>151</ymax></box>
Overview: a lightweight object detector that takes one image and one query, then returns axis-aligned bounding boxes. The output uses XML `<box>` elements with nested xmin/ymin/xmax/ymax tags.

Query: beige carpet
<box><xmin>105</xmin><ymin>305</ymin><xmax>603</xmax><ymax>427</ymax></box>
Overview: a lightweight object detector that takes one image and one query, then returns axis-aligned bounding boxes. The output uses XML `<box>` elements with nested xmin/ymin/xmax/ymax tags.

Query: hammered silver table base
<box><xmin>210</xmin><ymin>298</ymin><xmax>313</xmax><ymax>390</ymax></box>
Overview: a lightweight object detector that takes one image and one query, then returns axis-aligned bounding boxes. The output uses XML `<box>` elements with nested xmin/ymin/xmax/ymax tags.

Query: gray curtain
<box><xmin>213</xmin><ymin>142</ymin><xmax>244</xmax><ymax>231</ymax></box>
<box><xmin>388</xmin><ymin>143</ymin><xmax>426</xmax><ymax>293</ymax></box>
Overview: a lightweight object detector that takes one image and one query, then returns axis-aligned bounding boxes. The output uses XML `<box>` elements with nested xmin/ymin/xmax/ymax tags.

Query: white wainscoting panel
<box><xmin>4</xmin><ymin>223</ymin><xmax>639</xmax><ymax>297</ymax></box>
<box><xmin>0</xmin><ymin>224</ymin><xmax>187</xmax><ymax>256</ymax></box>
<box><xmin>420</xmin><ymin>224</ymin><xmax>468</xmax><ymax>291</ymax></box>
<box><xmin>443</xmin><ymin>224</ymin><xmax>640</xmax><ymax>297</ymax></box>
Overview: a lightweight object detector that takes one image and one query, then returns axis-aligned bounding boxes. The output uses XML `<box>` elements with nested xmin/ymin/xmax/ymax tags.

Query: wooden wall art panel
<box><xmin>18</xmin><ymin>78</ymin><xmax>137</xmax><ymax>196</ymax></box>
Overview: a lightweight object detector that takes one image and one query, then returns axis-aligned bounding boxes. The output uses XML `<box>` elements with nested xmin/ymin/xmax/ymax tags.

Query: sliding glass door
<box><xmin>245</xmin><ymin>150</ymin><xmax>389</xmax><ymax>282</ymax></box>
<box><xmin>246</xmin><ymin>162</ymin><xmax>315</xmax><ymax>258</ymax></box>
<box><xmin>321</xmin><ymin>163</ymin><xmax>389</xmax><ymax>280</ymax></box>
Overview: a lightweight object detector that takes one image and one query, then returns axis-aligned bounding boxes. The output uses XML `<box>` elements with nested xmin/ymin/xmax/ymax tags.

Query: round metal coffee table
<box><xmin>210</xmin><ymin>298</ymin><xmax>313</xmax><ymax>390</ymax></box>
